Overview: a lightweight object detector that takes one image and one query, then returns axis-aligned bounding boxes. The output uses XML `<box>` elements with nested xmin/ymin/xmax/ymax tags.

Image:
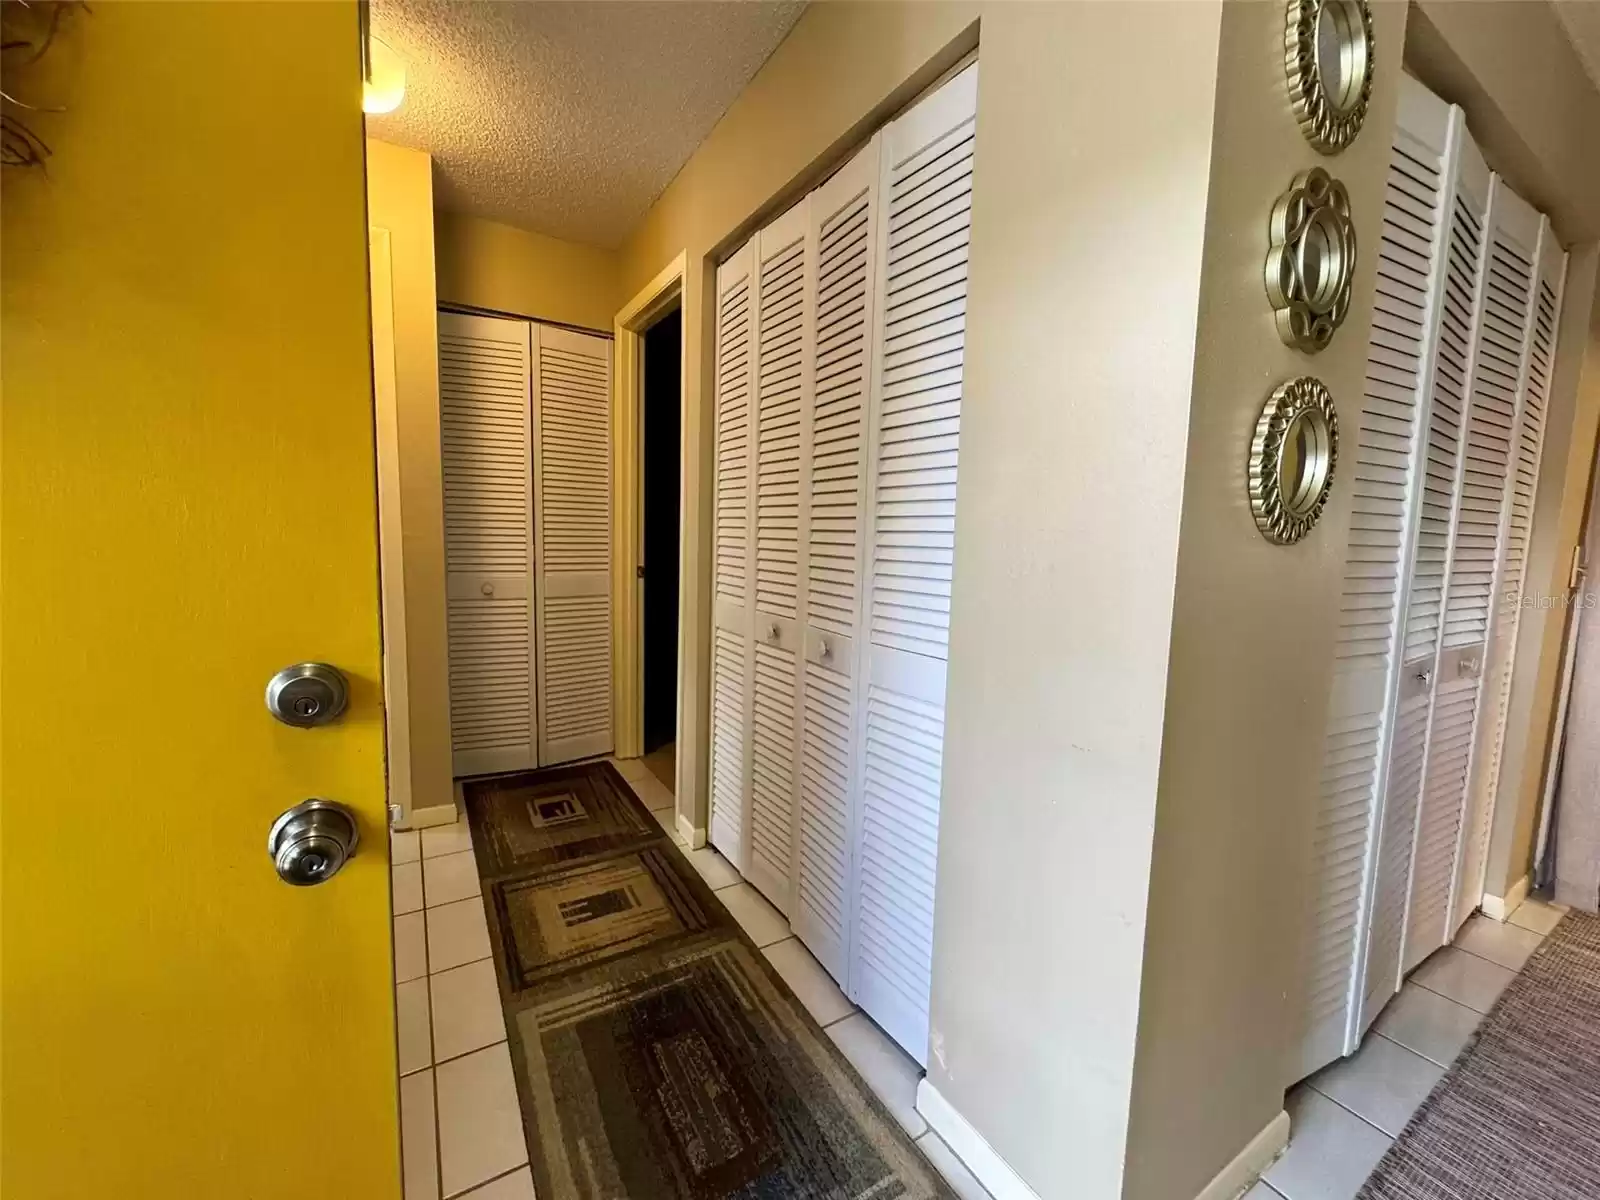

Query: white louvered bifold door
<box><xmin>710</xmin><ymin>245</ymin><xmax>755</xmax><ymax>870</ymax></box>
<box><xmin>1455</xmin><ymin>208</ymin><xmax>1566</xmax><ymax>925</ymax></box>
<box><xmin>1398</xmin><ymin>139</ymin><xmax>1497</xmax><ymax>974</ymax></box>
<box><xmin>793</xmin><ymin>138</ymin><xmax>881</xmax><ymax>983</ymax></box>
<box><xmin>1357</xmin><ymin>92</ymin><xmax>1488</xmax><ymax>1033</ymax></box>
<box><xmin>439</xmin><ymin>313</ymin><xmax>540</xmax><ymax>776</ymax></box>
<box><xmin>747</xmin><ymin>200</ymin><xmax>813</xmax><ymax>915</ymax></box>
<box><xmin>848</xmin><ymin>62</ymin><xmax>977</xmax><ymax>1065</ymax></box>
<box><xmin>531</xmin><ymin>324</ymin><xmax>614</xmax><ymax>765</ymax></box>
<box><xmin>1295</xmin><ymin>78</ymin><xmax>1453</xmax><ymax>1079</ymax></box>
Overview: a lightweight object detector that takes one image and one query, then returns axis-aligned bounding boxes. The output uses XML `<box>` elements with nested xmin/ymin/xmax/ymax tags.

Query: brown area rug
<box><xmin>1359</xmin><ymin>910</ymin><xmax>1600</xmax><ymax>1200</ymax></box>
<box><xmin>463</xmin><ymin>760</ymin><xmax>954</xmax><ymax>1200</ymax></box>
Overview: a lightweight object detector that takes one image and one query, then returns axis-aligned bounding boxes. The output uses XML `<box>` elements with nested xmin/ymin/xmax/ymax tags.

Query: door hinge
<box><xmin>636</xmin><ymin>564</ymin><xmax>646</xmax><ymax>579</ymax></box>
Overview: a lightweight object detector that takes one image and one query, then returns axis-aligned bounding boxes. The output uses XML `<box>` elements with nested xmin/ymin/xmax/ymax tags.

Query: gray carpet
<box><xmin>1359</xmin><ymin>910</ymin><xmax>1600</xmax><ymax>1199</ymax></box>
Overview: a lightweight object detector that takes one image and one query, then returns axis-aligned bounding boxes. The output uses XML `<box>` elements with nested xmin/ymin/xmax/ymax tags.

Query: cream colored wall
<box><xmin>435</xmin><ymin>211</ymin><xmax>620</xmax><ymax>332</ymax></box>
<box><xmin>1120</xmin><ymin>4</ymin><xmax>1408</xmax><ymax>1197</ymax></box>
<box><xmin>616</xmin><ymin>1</ymin><xmax>980</xmax><ymax>839</ymax></box>
<box><xmin>1486</xmin><ymin>249</ymin><xmax>1600</xmax><ymax>894</ymax></box>
<box><xmin>929</xmin><ymin>5</ymin><xmax>1225</xmax><ymax>1195</ymax></box>
<box><xmin>366</xmin><ymin>139</ymin><xmax>455</xmax><ymax>820</ymax></box>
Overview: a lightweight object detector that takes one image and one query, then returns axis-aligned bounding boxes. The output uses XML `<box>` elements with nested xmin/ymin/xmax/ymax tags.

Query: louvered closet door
<box><xmin>1456</xmin><ymin>212</ymin><xmax>1566</xmax><ymax>924</ymax></box>
<box><xmin>849</xmin><ymin>62</ymin><xmax>977</xmax><ymax>1065</ymax></box>
<box><xmin>531</xmin><ymin>324</ymin><xmax>614</xmax><ymax>765</ymax></box>
<box><xmin>438</xmin><ymin>313</ymin><xmax>539</xmax><ymax>776</ymax></box>
<box><xmin>1296</xmin><ymin>79</ymin><xmax>1452</xmax><ymax>1079</ymax></box>
<box><xmin>793</xmin><ymin>137</ymin><xmax>882</xmax><ymax>984</ymax></box>
<box><xmin>1359</xmin><ymin>94</ymin><xmax>1489</xmax><ymax>1031</ymax></box>
<box><xmin>710</xmin><ymin>244</ymin><xmax>755</xmax><ymax>870</ymax></box>
<box><xmin>1399</xmin><ymin>141</ymin><xmax>1499</xmax><ymax>974</ymax></box>
<box><xmin>746</xmin><ymin>200</ymin><xmax>813</xmax><ymax>915</ymax></box>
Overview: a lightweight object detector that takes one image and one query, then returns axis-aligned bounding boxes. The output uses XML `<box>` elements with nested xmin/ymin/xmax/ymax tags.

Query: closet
<box><xmin>1298</xmin><ymin>75</ymin><xmax>1567</xmax><ymax>1079</ymax></box>
<box><xmin>438</xmin><ymin>312</ymin><xmax>614</xmax><ymax>776</ymax></box>
<box><xmin>709</xmin><ymin>61</ymin><xmax>977</xmax><ymax>1064</ymax></box>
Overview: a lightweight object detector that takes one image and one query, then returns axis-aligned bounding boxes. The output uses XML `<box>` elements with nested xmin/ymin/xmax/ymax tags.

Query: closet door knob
<box><xmin>481</xmin><ymin>582</ymin><xmax>495</xmax><ymax>597</ymax></box>
<box><xmin>819</xmin><ymin>638</ymin><xmax>832</xmax><ymax>661</ymax></box>
<box><xmin>766</xmin><ymin>622</ymin><xmax>780</xmax><ymax>643</ymax></box>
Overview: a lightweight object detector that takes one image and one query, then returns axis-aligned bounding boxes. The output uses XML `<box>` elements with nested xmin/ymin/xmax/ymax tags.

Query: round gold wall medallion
<box><xmin>1286</xmin><ymin>0</ymin><xmax>1374</xmax><ymax>153</ymax></box>
<box><xmin>1265</xmin><ymin>168</ymin><xmax>1356</xmax><ymax>354</ymax></box>
<box><xmin>1249</xmin><ymin>377</ymin><xmax>1339</xmax><ymax>546</ymax></box>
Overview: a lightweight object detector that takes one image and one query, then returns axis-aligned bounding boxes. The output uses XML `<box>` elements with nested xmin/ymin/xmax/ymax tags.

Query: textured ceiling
<box><xmin>367</xmin><ymin>0</ymin><xmax>806</xmax><ymax>248</ymax></box>
<box><xmin>1553</xmin><ymin>0</ymin><xmax>1600</xmax><ymax>91</ymax></box>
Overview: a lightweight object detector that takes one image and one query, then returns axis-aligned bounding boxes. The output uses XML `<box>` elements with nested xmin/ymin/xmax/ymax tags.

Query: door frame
<box><xmin>612</xmin><ymin>254</ymin><xmax>688</xmax><ymax>794</ymax></box>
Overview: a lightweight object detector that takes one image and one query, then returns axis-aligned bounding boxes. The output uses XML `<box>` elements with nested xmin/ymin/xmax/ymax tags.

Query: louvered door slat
<box><xmin>794</xmin><ymin>138</ymin><xmax>880</xmax><ymax>984</ymax></box>
<box><xmin>1399</xmin><ymin>139</ymin><xmax>1497</xmax><ymax>972</ymax></box>
<box><xmin>745</xmin><ymin>201</ymin><xmax>813</xmax><ymax>915</ymax></box>
<box><xmin>440</xmin><ymin>313</ymin><xmax>539</xmax><ymax>776</ymax></box>
<box><xmin>1373</xmin><ymin>129</ymin><xmax>1488</xmax><ymax>996</ymax></box>
<box><xmin>532</xmin><ymin>325</ymin><xmax>613</xmax><ymax>765</ymax></box>
<box><xmin>710</xmin><ymin>247</ymin><xmax>755</xmax><ymax>870</ymax></box>
<box><xmin>1298</xmin><ymin>80</ymin><xmax>1452</xmax><ymax>1078</ymax></box>
<box><xmin>850</xmin><ymin>62</ymin><xmax>977</xmax><ymax>1066</ymax></box>
<box><xmin>1456</xmin><ymin>207</ymin><xmax>1565</xmax><ymax>924</ymax></box>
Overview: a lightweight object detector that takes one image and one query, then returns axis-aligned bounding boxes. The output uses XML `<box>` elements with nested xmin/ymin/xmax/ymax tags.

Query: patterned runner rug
<box><xmin>1359</xmin><ymin>909</ymin><xmax>1600</xmax><ymax>1199</ymax></box>
<box><xmin>463</xmin><ymin>760</ymin><xmax>954</xmax><ymax>1200</ymax></box>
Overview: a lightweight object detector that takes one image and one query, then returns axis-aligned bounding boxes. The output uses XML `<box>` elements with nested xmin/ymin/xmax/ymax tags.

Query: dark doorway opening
<box><xmin>641</xmin><ymin>307</ymin><xmax>681</xmax><ymax>766</ymax></box>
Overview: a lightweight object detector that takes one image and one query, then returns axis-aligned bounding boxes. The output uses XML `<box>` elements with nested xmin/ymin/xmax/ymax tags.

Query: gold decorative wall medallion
<box><xmin>1249</xmin><ymin>377</ymin><xmax>1339</xmax><ymax>546</ymax></box>
<box><xmin>1265</xmin><ymin>168</ymin><xmax>1356</xmax><ymax>354</ymax></box>
<box><xmin>1286</xmin><ymin>0</ymin><xmax>1374</xmax><ymax>153</ymax></box>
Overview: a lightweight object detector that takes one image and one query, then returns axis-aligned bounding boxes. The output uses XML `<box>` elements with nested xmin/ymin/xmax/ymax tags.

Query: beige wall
<box><xmin>435</xmin><ymin>211</ymin><xmax>620</xmax><ymax>333</ymax></box>
<box><xmin>1486</xmin><ymin>248</ymin><xmax>1600</xmax><ymax>894</ymax></box>
<box><xmin>928</xmin><ymin>4</ymin><xmax>1226</xmax><ymax>1194</ymax></box>
<box><xmin>366</xmin><ymin>138</ymin><xmax>454</xmax><ymax>819</ymax></box>
<box><xmin>1121</xmin><ymin>4</ymin><xmax>1409</xmax><ymax>1197</ymax></box>
<box><xmin>616</xmin><ymin>1</ymin><xmax>981</xmax><ymax>839</ymax></box>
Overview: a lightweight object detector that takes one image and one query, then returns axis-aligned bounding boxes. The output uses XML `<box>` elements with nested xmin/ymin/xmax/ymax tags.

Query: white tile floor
<box><xmin>1256</xmin><ymin>896</ymin><xmax>1569</xmax><ymax>1200</ymax></box>
<box><xmin>392</xmin><ymin>756</ymin><xmax>992</xmax><ymax>1200</ymax></box>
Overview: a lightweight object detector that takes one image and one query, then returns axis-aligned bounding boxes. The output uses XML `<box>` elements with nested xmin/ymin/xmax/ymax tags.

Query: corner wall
<box><xmin>435</xmin><ymin>211</ymin><xmax>620</xmax><ymax>332</ymax></box>
<box><xmin>1120</xmin><ymin>3</ymin><xmax>1408</xmax><ymax>1197</ymax></box>
<box><xmin>366</xmin><ymin>138</ymin><xmax>455</xmax><ymax>819</ymax></box>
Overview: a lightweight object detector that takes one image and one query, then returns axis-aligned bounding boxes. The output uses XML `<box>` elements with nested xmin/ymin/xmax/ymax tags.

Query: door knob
<box><xmin>267</xmin><ymin>799</ymin><xmax>359</xmax><ymax>886</ymax></box>
<box><xmin>767</xmin><ymin>622</ymin><xmax>780</xmax><ymax>643</ymax></box>
<box><xmin>265</xmin><ymin>662</ymin><xmax>348</xmax><ymax>727</ymax></box>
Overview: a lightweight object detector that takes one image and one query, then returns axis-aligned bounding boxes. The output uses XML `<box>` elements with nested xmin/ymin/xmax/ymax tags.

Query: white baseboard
<box><xmin>1482</xmin><ymin>874</ymin><xmax>1529</xmax><ymax>922</ymax></box>
<box><xmin>397</xmin><ymin>802</ymin><xmax>458</xmax><ymax>831</ymax></box>
<box><xmin>1192</xmin><ymin>1110</ymin><xmax>1289</xmax><ymax>1200</ymax></box>
<box><xmin>677</xmin><ymin>812</ymin><xmax>706</xmax><ymax>849</ymax></box>
<box><xmin>915</xmin><ymin>1079</ymin><xmax>1041</xmax><ymax>1200</ymax></box>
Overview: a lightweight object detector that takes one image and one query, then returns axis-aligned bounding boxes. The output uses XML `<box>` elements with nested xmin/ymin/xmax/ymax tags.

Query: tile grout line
<box><xmin>455</xmin><ymin>1163</ymin><xmax>526</xmax><ymax>1198</ymax></box>
<box><xmin>1410</xmin><ymin>976</ymin><xmax>1498</xmax><ymax>1015</ymax></box>
<box><xmin>1305</xmin><ymin>1082</ymin><xmax>1396</xmax><ymax>1141</ymax></box>
<box><xmin>1369</xmin><ymin>1029</ymin><xmax>1450</xmax><ymax>1071</ymax></box>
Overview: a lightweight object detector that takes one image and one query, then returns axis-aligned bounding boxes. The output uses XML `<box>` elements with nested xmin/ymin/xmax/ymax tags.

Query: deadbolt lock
<box><xmin>265</xmin><ymin>662</ymin><xmax>349</xmax><ymax>727</ymax></box>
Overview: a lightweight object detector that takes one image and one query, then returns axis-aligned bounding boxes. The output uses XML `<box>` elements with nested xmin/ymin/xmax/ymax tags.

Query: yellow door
<box><xmin>2</xmin><ymin>4</ymin><xmax>397</xmax><ymax>1197</ymax></box>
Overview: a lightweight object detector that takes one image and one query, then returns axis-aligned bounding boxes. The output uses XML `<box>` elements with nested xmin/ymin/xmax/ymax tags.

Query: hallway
<box><xmin>390</xmin><ymin>758</ymin><xmax>991</xmax><ymax>1200</ymax></box>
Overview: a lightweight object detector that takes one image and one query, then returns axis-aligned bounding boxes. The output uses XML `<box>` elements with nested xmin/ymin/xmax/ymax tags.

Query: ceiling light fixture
<box><xmin>363</xmin><ymin>36</ymin><xmax>406</xmax><ymax>115</ymax></box>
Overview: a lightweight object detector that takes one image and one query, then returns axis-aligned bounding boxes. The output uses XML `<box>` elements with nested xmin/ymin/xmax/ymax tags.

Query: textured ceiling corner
<box><xmin>367</xmin><ymin>0</ymin><xmax>807</xmax><ymax>249</ymax></box>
